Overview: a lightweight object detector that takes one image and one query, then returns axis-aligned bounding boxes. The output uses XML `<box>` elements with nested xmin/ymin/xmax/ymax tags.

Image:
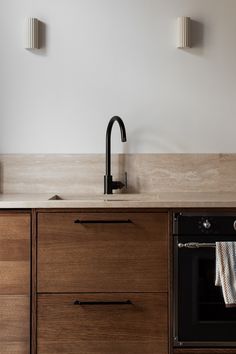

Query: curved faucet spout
<box><xmin>104</xmin><ymin>116</ymin><xmax>127</xmax><ymax>194</ymax></box>
<box><xmin>106</xmin><ymin>116</ymin><xmax>127</xmax><ymax>176</ymax></box>
<box><xmin>106</xmin><ymin>116</ymin><xmax>127</xmax><ymax>143</ymax></box>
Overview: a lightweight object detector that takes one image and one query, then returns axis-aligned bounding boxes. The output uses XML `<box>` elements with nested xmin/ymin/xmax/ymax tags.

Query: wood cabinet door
<box><xmin>37</xmin><ymin>212</ymin><xmax>168</xmax><ymax>293</ymax></box>
<box><xmin>0</xmin><ymin>213</ymin><xmax>30</xmax><ymax>354</ymax></box>
<box><xmin>0</xmin><ymin>214</ymin><xmax>30</xmax><ymax>294</ymax></box>
<box><xmin>38</xmin><ymin>293</ymin><xmax>168</xmax><ymax>354</ymax></box>
<box><xmin>0</xmin><ymin>296</ymin><xmax>30</xmax><ymax>354</ymax></box>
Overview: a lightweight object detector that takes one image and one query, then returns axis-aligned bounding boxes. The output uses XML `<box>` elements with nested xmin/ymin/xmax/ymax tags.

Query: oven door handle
<box><xmin>178</xmin><ymin>242</ymin><xmax>215</xmax><ymax>249</ymax></box>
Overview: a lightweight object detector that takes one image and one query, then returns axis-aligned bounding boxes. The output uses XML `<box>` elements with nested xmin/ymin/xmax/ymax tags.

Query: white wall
<box><xmin>1</xmin><ymin>0</ymin><xmax>236</xmax><ymax>153</ymax></box>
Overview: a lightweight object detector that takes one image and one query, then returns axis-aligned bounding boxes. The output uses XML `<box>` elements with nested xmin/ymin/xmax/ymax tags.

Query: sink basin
<box><xmin>48</xmin><ymin>194</ymin><xmax>145</xmax><ymax>202</ymax></box>
<box><xmin>48</xmin><ymin>194</ymin><xmax>105</xmax><ymax>201</ymax></box>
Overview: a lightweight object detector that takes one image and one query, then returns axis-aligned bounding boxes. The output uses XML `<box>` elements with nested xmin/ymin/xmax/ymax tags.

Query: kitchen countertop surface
<box><xmin>0</xmin><ymin>192</ymin><xmax>236</xmax><ymax>208</ymax></box>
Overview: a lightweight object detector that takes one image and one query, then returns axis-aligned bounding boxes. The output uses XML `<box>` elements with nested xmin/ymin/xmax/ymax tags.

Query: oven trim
<box><xmin>173</xmin><ymin>340</ymin><xmax>236</xmax><ymax>348</ymax></box>
<box><xmin>173</xmin><ymin>234</ymin><xmax>179</xmax><ymax>346</ymax></box>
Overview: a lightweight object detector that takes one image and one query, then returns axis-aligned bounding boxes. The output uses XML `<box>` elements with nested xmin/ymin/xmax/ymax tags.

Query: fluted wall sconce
<box><xmin>24</xmin><ymin>18</ymin><xmax>39</xmax><ymax>49</ymax></box>
<box><xmin>177</xmin><ymin>16</ymin><xmax>191</xmax><ymax>48</ymax></box>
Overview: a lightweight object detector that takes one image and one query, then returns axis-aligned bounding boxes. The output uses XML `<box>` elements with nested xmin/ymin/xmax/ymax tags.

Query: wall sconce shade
<box><xmin>25</xmin><ymin>18</ymin><xmax>39</xmax><ymax>49</ymax></box>
<box><xmin>177</xmin><ymin>16</ymin><xmax>191</xmax><ymax>48</ymax></box>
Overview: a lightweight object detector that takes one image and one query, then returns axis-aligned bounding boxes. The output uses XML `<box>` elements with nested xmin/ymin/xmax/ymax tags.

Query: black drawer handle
<box><xmin>74</xmin><ymin>219</ymin><xmax>132</xmax><ymax>224</ymax></box>
<box><xmin>74</xmin><ymin>300</ymin><xmax>132</xmax><ymax>305</ymax></box>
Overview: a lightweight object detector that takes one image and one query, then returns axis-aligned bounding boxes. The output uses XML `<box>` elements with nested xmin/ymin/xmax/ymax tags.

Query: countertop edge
<box><xmin>1</xmin><ymin>201</ymin><xmax>236</xmax><ymax>209</ymax></box>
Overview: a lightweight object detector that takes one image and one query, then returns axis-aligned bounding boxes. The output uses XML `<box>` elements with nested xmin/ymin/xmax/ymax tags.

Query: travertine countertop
<box><xmin>1</xmin><ymin>192</ymin><xmax>236</xmax><ymax>208</ymax></box>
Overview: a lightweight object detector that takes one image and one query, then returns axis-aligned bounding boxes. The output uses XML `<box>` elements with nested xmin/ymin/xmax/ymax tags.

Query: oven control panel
<box><xmin>173</xmin><ymin>212</ymin><xmax>236</xmax><ymax>235</ymax></box>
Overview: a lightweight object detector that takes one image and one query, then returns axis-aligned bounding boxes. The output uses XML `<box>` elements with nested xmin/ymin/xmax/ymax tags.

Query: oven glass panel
<box><xmin>199</xmin><ymin>259</ymin><xmax>236</xmax><ymax>322</ymax></box>
<box><xmin>177</xmin><ymin>235</ymin><xmax>236</xmax><ymax>343</ymax></box>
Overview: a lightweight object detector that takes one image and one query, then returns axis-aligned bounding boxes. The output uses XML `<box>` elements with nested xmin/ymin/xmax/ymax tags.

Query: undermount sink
<box><xmin>48</xmin><ymin>194</ymin><xmax>105</xmax><ymax>201</ymax></box>
<box><xmin>48</xmin><ymin>194</ymin><xmax>145</xmax><ymax>202</ymax></box>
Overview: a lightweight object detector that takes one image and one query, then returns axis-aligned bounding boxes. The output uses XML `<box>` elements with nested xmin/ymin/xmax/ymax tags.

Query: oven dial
<box><xmin>203</xmin><ymin>219</ymin><xmax>211</xmax><ymax>230</ymax></box>
<box><xmin>233</xmin><ymin>220</ymin><xmax>236</xmax><ymax>231</ymax></box>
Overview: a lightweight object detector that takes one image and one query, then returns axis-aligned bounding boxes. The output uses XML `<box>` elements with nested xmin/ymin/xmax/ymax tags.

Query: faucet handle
<box><xmin>111</xmin><ymin>173</ymin><xmax>128</xmax><ymax>191</ymax></box>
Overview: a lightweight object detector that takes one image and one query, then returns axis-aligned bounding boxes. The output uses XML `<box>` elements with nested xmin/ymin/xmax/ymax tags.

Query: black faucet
<box><xmin>104</xmin><ymin>116</ymin><xmax>127</xmax><ymax>194</ymax></box>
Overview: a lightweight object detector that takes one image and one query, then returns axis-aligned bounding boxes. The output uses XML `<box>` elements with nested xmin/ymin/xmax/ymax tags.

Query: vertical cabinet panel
<box><xmin>0</xmin><ymin>214</ymin><xmax>30</xmax><ymax>294</ymax></box>
<box><xmin>0</xmin><ymin>213</ymin><xmax>30</xmax><ymax>354</ymax></box>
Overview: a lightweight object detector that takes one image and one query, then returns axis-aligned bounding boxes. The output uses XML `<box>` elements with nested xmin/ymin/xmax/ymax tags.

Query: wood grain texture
<box><xmin>37</xmin><ymin>212</ymin><xmax>168</xmax><ymax>293</ymax></box>
<box><xmin>0</xmin><ymin>343</ymin><xmax>29</xmax><ymax>354</ymax></box>
<box><xmin>37</xmin><ymin>293</ymin><xmax>168</xmax><ymax>354</ymax></box>
<box><xmin>0</xmin><ymin>214</ymin><xmax>30</xmax><ymax>294</ymax></box>
<box><xmin>0</xmin><ymin>295</ymin><xmax>29</xmax><ymax>354</ymax></box>
<box><xmin>0</xmin><ymin>214</ymin><xmax>30</xmax><ymax>240</ymax></box>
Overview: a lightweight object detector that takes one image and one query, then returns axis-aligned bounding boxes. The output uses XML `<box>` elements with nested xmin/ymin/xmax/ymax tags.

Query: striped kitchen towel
<box><xmin>215</xmin><ymin>242</ymin><xmax>236</xmax><ymax>307</ymax></box>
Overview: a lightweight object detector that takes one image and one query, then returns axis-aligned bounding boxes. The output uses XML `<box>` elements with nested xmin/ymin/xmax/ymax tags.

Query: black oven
<box><xmin>173</xmin><ymin>212</ymin><xmax>236</xmax><ymax>347</ymax></box>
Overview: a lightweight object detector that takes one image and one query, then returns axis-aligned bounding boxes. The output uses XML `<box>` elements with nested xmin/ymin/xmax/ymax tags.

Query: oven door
<box><xmin>174</xmin><ymin>235</ymin><xmax>236</xmax><ymax>347</ymax></box>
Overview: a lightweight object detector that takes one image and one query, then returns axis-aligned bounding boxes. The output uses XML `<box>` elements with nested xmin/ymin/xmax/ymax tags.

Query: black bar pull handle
<box><xmin>74</xmin><ymin>300</ymin><xmax>132</xmax><ymax>305</ymax></box>
<box><xmin>74</xmin><ymin>219</ymin><xmax>132</xmax><ymax>224</ymax></box>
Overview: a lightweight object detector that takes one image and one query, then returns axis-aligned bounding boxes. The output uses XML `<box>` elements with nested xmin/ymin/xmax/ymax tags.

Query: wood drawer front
<box><xmin>0</xmin><ymin>295</ymin><xmax>30</xmax><ymax>354</ymax></box>
<box><xmin>37</xmin><ymin>212</ymin><xmax>168</xmax><ymax>293</ymax></box>
<box><xmin>0</xmin><ymin>214</ymin><xmax>30</xmax><ymax>294</ymax></box>
<box><xmin>38</xmin><ymin>293</ymin><xmax>168</xmax><ymax>354</ymax></box>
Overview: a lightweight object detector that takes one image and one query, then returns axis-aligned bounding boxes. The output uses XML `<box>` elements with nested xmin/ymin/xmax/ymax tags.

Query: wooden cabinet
<box><xmin>0</xmin><ymin>213</ymin><xmax>30</xmax><ymax>354</ymax></box>
<box><xmin>36</xmin><ymin>210</ymin><xmax>169</xmax><ymax>354</ymax></box>
<box><xmin>37</xmin><ymin>293</ymin><xmax>168</xmax><ymax>354</ymax></box>
<box><xmin>37</xmin><ymin>212</ymin><xmax>168</xmax><ymax>293</ymax></box>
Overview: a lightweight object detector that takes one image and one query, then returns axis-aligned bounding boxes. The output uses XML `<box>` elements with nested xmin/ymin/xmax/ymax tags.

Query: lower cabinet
<box><xmin>36</xmin><ymin>210</ymin><xmax>169</xmax><ymax>354</ymax></box>
<box><xmin>37</xmin><ymin>293</ymin><xmax>168</xmax><ymax>354</ymax></box>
